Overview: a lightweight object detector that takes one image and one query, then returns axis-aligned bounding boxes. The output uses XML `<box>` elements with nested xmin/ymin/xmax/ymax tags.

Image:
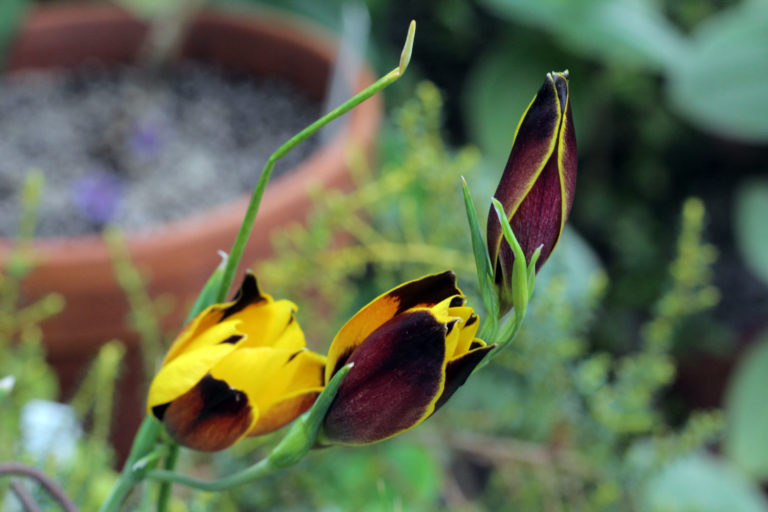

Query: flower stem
<box><xmin>97</xmin><ymin>418</ymin><xmax>160</xmax><ymax>512</ymax></box>
<box><xmin>215</xmin><ymin>20</ymin><xmax>416</xmax><ymax>303</ymax></box>
<box><xmin>156</xmin><ymin>443</ymin><xmax>179</xmax><ymax>512</ymax></box>
<box><xmin>146</xmin><ymin>458</ymin><xmax>277</xmax><ymax>492</ymax></box>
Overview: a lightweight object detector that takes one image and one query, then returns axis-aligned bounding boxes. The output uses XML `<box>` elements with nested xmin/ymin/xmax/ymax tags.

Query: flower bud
<box><xmin>147</xmin><ymin>272</ymin><xmax>326</xmax><ymax>452</ymax></box>
<box><xmin>321</xmin><ymin>271</ymin><xmax>493</xmax><ymax>445</ymax></box>
<box><xmin>487</xmin><ymin>71</ymin><xmax>577</xmax><ymax>310</ymax></box>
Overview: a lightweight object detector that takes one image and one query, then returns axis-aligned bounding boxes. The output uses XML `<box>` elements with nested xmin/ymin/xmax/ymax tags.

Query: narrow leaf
<box><xmin>186</xmin><ymin>251</ymin><xmax>228</xmax><ymax>323</ymax></box>
<box><xmin>492</xmin><ymin>198</ymin><xmax>528</xmax><ymax>315</ymax></box>
<box><xmin>269</xmin><ymin>363</ymin><xmax>353</xmax><ymax>467</ymax></box>
<box><xmin>461</xmin><ymin>177</ymin><xmax>499</xmax><ymax>333</ymax></box>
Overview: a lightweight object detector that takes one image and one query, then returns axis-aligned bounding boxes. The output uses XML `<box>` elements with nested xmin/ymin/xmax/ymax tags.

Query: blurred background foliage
<box><xmin>2</xmin><ymin>0</ymin><xmax>768</xmax><ymax>510</ymax></box>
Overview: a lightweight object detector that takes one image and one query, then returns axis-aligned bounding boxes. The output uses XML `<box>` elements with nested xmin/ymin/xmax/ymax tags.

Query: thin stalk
<box><xmin>215</xmin><ymin>20</ymin><xmax>416</xmax><ymax>303</ymax></box>
<box><xmin>97</xmin><ymin>418</ymin><xmax>160</xmax><ymax>512</ymax></box>
<box><xmin>147</xmin><ymin>458</ymin><xmax>276</xmax><ymax>492</ymax></box>
<box><xmin>156</xmin><ymin>444</ymin><xmax>179</xmax><ymax>512</ymax></box>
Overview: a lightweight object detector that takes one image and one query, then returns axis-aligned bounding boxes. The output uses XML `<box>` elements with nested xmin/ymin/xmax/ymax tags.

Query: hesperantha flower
<box><xmin>147</xmin><ymin>272</ymin><xmax>326</xmax><ymax>452</ymax></box>
<box><xmin>487</xmin><ymin>70</ymin><xmax>577</xmax><ymax>311</ymax></box>
<box><xmin>321</xmin><ymin>271</ymin><xmax>494</xmax><ymax>445</ymax></box>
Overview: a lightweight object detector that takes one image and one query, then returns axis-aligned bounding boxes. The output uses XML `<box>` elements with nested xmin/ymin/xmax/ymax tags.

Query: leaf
<box><xmin>461</xmin><ymin>178</ymin><xmax>499</xmax><ymax>327</ymax></box>
<box><xmin>185</xmin><ymin>251</ymin><xmax>228</xmax><ymax>323</ymax></box>
<box><xmin>641</xmin><ymin>452</ymin><xmax>768</xmax><ymax>512</ymax></box>
<box><xmin>733</xmin><ymin>179</ymin><xmax>768</xmax><ymax>285</ymax></box>
<box><xmin>725</xmin><ymin>335</ymin><xmax>768</xmax><ymax>480</ymax></box>
<box><xmin>667</xmin><ymin>3</ymin><xmax>768</xmax><ymax>142</ymax></box>
<box><xmin>268</xmin><ymin>363</ymin><xmax>352</xmax><ymax>467</ymax></box>
<box><xmin>535</xmin><ymin>227</ymin><xmax>605</xmax><ymax>322</ymax></box>
<box><xmin>477</xmin><ymin>0</ymin><xmax>685</xmax><ymax>71</ymax></box>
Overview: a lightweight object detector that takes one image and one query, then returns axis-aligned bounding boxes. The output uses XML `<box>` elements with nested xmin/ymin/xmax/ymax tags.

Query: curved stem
<box><xmin>146</xmin><ymin>457</ymin><xmax>276</xmax><ymax>492</ymax></box>
<box><xmin>10</xmin><ymin>479</ymin><xmax>41</xmax><ymax>512</ymax></box>
<box><xmin>0</xmin><ymin>463</ymin><xmax>78</xmax><ymax>512</ymax></box>
<box><xmin>215</xmin><ymin>20</ymin><xmax>416</xmax><ymax>303</ymax></box>
<box><xmin>215</xmin><ymin>69</ymin><xmax>401</xmax><ymax>303</ymax></box>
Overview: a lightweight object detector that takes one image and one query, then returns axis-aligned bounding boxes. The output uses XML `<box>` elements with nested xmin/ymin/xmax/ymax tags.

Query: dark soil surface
<box><xmin>0</xmin><ymin>62</ymin><xmax>322</xmax><ymax>237</ymax></box>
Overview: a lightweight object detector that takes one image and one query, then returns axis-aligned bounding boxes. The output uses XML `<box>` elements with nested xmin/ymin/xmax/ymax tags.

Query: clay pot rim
<box><xmin>0</xmin><ymin>3</ymin><xmax>381</xmax><ymax>266</ymax></box>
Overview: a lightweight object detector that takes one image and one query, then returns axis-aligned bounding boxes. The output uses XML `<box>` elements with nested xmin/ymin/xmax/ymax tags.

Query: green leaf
<box><xmin>641</xmin><ymin>452</ymin><xmax>768</xmax><ymax>512</ymax></box>
<box><xmin>491</xmin><ymin>198</ymin><xmax>528</xmax><ymax>315</ymax></box>
<box><xmin>536</xmin><ymin>227</ymin><xmax>605</xmax><ymax>323</ymax></box>
<box><xmin>461</xmin><ymin>178</ymin><xmax>499</xmax><ymax>330</ymax></box>
<box><xmin>383</xmin><ymin>442</ymin><xmax>441</xmax><ymax>504</ymax></box>
<box><xmin>269</xmin><ymin>363</ymin><xmax>352</xmax><ymax>467</ymax></box>
<box><xmin>477</xmin><ymin>0</ymin><xmax>686</xmax><ymax>71</ymax></box>
<box><xmin>734</xmin><ymin>179</ymin><xmax>768</xmax><ymax>285</ymax></box>
<box><xmin>185</xmin><ymin>251</ymin><xmax>229</xmax><ymax>323</ymax></box>
<box><xmin>667</xmin><ymin>3</ymin><xmax>768</xmax><ymax>142</ymax></box>
<box><xmin>725</xmin><ymin>335</ymin><xmax>768</xmax><ymax>480</ymax></box>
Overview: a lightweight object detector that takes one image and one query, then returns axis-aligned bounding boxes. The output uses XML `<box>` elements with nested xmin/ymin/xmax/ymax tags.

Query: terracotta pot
<box><xmin>0</xmin><ymin>3</ymin><xmax>381</xmax><ymax>459</ymax></box>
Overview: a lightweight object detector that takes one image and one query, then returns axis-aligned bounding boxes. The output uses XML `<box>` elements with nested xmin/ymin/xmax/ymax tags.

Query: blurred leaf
<box><xmin>734</xmin><ymin>179</ymin><xmax>768</xmax><ymax>285</ymax></box>
<box><xmin>536</xmin><ymin>227</ymin><xmax>605</xmax><ymax>319</ymax></box>
<box><xmin>464</xmin><ymin>41</ymin><xmax>546</xmax><ymax>167</ymax></box>
<box><xmin>725</xmin><ymin>335</ymin><xmax>768</xmax><ymax>480</ymax></box>
<box><xmin>667</xmin><ymin>2</ymin><xmax>768</xmax><ymax>141</ymax></box>
<box><xmin>641</xmin><ymin>452</ymin><xmax>768</xmax><ymax>512</ymax></box>
<box><xmin>383</xmin><ymin>442</ymin><xmax>441</xmax><ymax>503</ymax></box>
<box><xmin>478</xmin><ymin>0</ymin><xmax>686</xmax><ymax>70</ymax></box>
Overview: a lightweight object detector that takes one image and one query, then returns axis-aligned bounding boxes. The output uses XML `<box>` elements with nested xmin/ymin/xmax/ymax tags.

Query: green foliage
<box><xmin>474</xmin><ymin>0</ymin><xmax>768</xmax><ymax>141</ymax></box>
<box><xmin>724</xmin><ymin>334</ymin><xmax>768</xmax><ymax>480</ymax></box>
<box><xmin>734</xmin><ymin>178</ymin><xmax>768</xmax><ymax>285</ymax></box>
<box><xmin>641</xmin><ymin>452</ymin><xmax>768</xmax><ymax>512</ymax></box>
<box><xmin>0</xmin><ymin>176</ymin><xmax>124</xmax><ymax>511</ymax></box>
<box><xmin>667</xmin><ymin>1</ymin><xmax>768</xmax><ymax>142</ymax></box>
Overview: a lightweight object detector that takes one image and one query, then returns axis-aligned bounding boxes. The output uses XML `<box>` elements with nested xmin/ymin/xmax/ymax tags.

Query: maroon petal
<box><xmin>434</xmin><ymin>342</ymin><xmax>495</xmax><ymax>412</ymax></box>
<box><xmin>323</xmin><ymin>310</ymin><xmax>447</xmax><ymax>444</ymax></box>
<box><xmin>487</xmin><ymin>74</ymin><xmax>562</xmax><ymax>273</ymax></box>
<box><xmin>160</xmin><ymin>374</ymin><xmax>253</xmax><ymax>452</ymax></box>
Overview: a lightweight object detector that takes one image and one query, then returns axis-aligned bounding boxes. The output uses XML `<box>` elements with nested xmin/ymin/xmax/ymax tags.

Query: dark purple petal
<box><xmin>160</xmin><ymin>374</ymin><xmax>252</xmax><ymax>452</ymax></box>
<box><xmin>434</xmin><ymin>342</ymin><xmax>495</xmax><ymax>412</ymax></box>
<box><xmin>323</xmin><ymin>310</ymin><xmax>447</xmax><ymax>444</ymax></box>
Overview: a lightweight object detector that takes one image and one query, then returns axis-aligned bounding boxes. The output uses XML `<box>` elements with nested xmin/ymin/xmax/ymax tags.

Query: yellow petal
<box><xmin>162</xmin><ymin>304</ymin><xmax>229</xmax><ymax>364</ymax></box>
<box><xmin>147</xmin><ymin>342</ymin><xmax>238</xmax><ymax>411</ymax></box>
<box><xmin>209</xmin><ymin>348</ymin><xmax>291</xmax><ymax>416</ymax></box>
<box><xmin>232</xmin><ymin>299</ymin><xmax>305</xmax><ymax>352</ymax></box>
<box><xmin>448</xmin><ymin>307</ymin><xmax>479</xmax><ymax>359</ymax></box>
<box><xmin>326</xmin><ymin>271</ymin><xmax>461</xmax><ymax>382</ymax></box>
<box><xmin>248</xmin><ymin>350</ymin><xmax>326</xmax><ymax>435</ymax></box>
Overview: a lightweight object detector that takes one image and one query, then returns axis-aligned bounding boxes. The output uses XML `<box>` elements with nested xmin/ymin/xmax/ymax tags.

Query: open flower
<box><xmin>487</xmin><ymin>71</ymin><xmax>577</xmax><ymax>309</ymax></box>
<box><xmin>322</xmin><ymin>271</ymin><xmax>493</xmax><ymax>445</ymax></box>
<box><xmin>147</xmin><ymin>272</ymin><xmax>326</xmax><ymax>452</ymax></box>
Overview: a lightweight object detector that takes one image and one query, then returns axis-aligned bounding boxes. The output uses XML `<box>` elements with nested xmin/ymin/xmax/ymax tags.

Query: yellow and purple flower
<box><xmin>147</xmin><ymin>272</ymin><xmax>325</xmax><ymax>452</ymax></box>
<box><xmin>321</xmin><ymin>271</ymin><xmax>493</xmax><ymax>445</ymax></box>
<box><xmin>487</xmin><ymin>71</ymin><xmax>577</xmax><ymax>310</ymax></box>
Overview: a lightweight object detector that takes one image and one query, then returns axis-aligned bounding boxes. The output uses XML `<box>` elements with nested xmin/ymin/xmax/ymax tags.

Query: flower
<box><xmin>147</xmin><ymin>272</ymin><xmax>326</xmax><ymax>452</ymax></box>
<box><xmin>322</xmin><ymin>271</ymin><xmax>493</xmax><ymax>445</ymax></box>
<box><xmin>487</xmin><ymin>71</ymin><xmax>577</xmax><ymax>309</ymax></box>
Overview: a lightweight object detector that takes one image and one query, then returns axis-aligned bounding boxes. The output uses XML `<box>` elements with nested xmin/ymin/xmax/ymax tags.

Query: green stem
<box><xmin>156</xmin><ymin>443</ymin><xmax>179</xmax><ymax>512</ymax></box>
<box><xmin>215</xmin><ymin>20</ymin><xmax>416</xmax><ymax>302</ymax></box>
<box><xmin>98</xmin><ymin>418</ymin><xmax>160</xmax><ymax>512</ymax></box>
<box><xmin>146</xmin><ymin>457</ymin><xmax>277</xmax><ymax>492</ymax></box>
